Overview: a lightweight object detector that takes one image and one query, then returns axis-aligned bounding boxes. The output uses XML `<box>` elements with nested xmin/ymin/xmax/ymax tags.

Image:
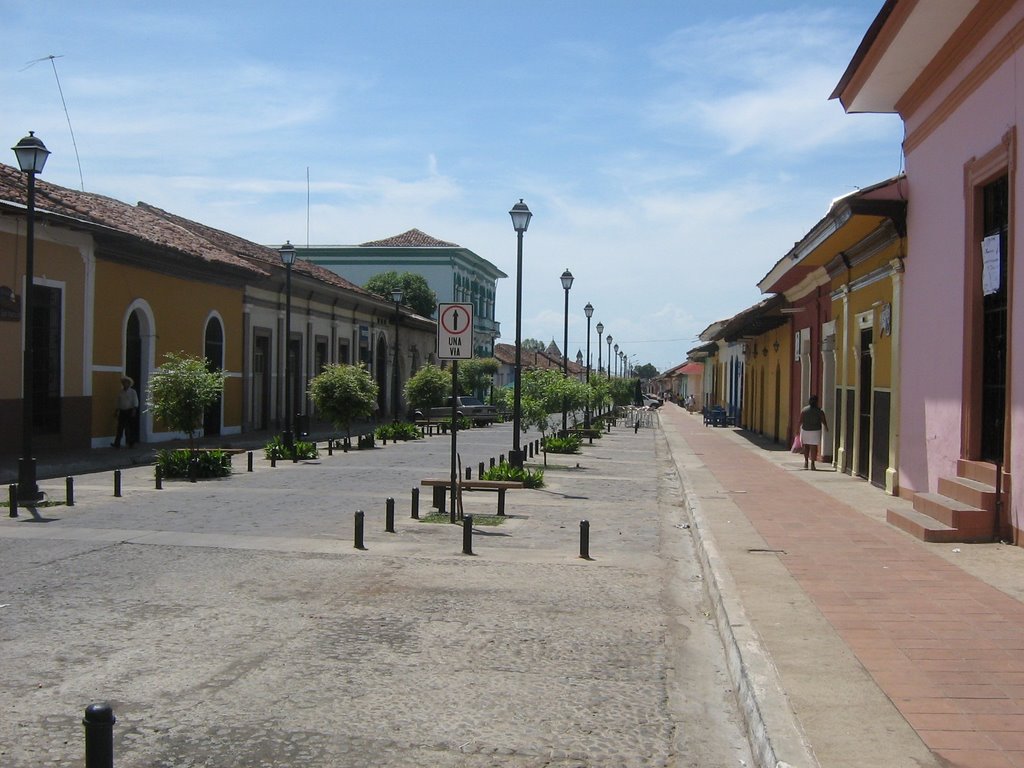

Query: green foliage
<box><xmin>147</xmin><ymin>352</ymin><xmax>227</xmax><ymax>450</ymax></box>
<box><xmin>521</xmin><ymin>338</ymin><xmax>546</xmax><ymax>353</ymax></box>
<box><xmin>543</xmin><ymin>434</ymin><xmax>582</xmax><ymax>454</ymax></box>
<box><xmin>634</xmin><ymin>363</ymin><xmax>659</xmax><ymax>379</ymax></box>
<box><xmin>515</xmin><ymin>369</ymin><xmax>590</xmax><ymax>438</ymax></box>
<box><xmin>458</xmin><ymin>357</ymin><xmax>499</xmax><ymax>397</ymax></box>
<box><xmin>403</xmin><ymin>364</ymin><xmax>451</xmax><ymax>411</ymax></box>
<box><xmin>155</xmin><ymin>448</ymin><xmax>232</xmax><ymax>479</ymax></box>
<box><xmin>375</xmin><ymin>421</ymin><xmax>422</xmax><ymax>441</ymax></box>
<box><xmin>364</xmin><ymin>271</ymin><xmax>437</xmax><ymax>317</ymax></box>
<box><xmin>264</xmin><ymin>435</ymin><xmax>319</xmax><ymax>460</ymax></box>
<box><xmin>308</xmin><ymin>364</ymin><xmax>378</xmax><ymax>437</ymax></box>
<box><xmin>480</xmin><ymin>461</ymin><xmax>545</xmax><ymax>489</ymax></box>
<box><xmin>586</xmin><ymin>377</ymin><xmax>612</xmax><ymax>415</ymax></box>
<box><xmin>608</xmin><ymin>378</ymin><xmax>638</xmax><ymax>407</ymax></box>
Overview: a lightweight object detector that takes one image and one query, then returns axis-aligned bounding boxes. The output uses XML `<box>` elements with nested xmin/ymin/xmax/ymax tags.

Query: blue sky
<box><xmin>3</xmin><ymin>1</ymin><xmax>903</xmax><ymax>371</ymax></box>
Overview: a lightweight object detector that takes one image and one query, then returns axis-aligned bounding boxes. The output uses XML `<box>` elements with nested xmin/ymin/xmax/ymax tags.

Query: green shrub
<box><xmin>155</xmin><ymin>448</ymin><xmax>232</xmax><ymax>479</ymax></box>
<box><xmin>264</xmin><ymin>435</ymin><xmax>318</xmax><ymax>460</ymax></box>
<box><xmin>481</xmin><ymin>461</ymin><xmax>545</xmax><ymax>489</ymax></box>
<box><xmin>375</xmin><ymin>421</ymin><xmax>423</xmax><ymax>441</ymax></box>
<box><xmin>543</xmin><ymin>435</ymin><xmax>582</xmax><ymax>454</ymax></box>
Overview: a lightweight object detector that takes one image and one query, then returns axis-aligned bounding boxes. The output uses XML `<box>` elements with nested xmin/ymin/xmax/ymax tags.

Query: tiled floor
<box><xmin>668</xmin><ymin>411</ymin><xmax>1024</xmax><ymax>768</ymax></box>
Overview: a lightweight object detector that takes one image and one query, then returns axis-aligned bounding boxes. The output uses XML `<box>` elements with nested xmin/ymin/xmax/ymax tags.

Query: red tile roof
<box><xmin>359</xmin><ymin>228</ymin><xmax>460</xmax><ymax>248</ymax></box>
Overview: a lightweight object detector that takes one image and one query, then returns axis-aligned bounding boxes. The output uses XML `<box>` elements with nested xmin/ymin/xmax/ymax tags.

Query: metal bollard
<box><xmin>83</xmin><ymin>702</ymin><xmax>116</xmax><ymax>768</ymax></box>
<box><xmin>354</xmin><ymin>510</ymin><xmax>365</xmax><ymax>550</ymax></box>
<box><xmin>113</xmin><ymin>470</ymin><xmax>122</xmax><ymax>498</ymax></box>
<box><xmin>489</xmin><ymin>457</ymin><xmax>495</xmax><ymax>469</ymax></box>
<box><xmin>465</xmin><ymin>466</ymin><xmax>472</xmax><ymax>480</ymax></box>
<box><xmin>189</xmin><ymin>458</ymin><xmax>198</xmax><ymax>482</ymax></box>
<box><xmin>271</xmin><ymin>455</ymin><xmax>277</xmax><ymax>468</ymax></box>
<box><xmin>155</xmin><ymin>465</ymin><xmax>163</xmax><ymax>490</ymax></box>
<box><xmin>528</xmin><ymin>443</ymin><xmax>534</xmax><ymax>458</ymax></box>
<box><xmin>478</xmin><ymin>462</ymin><xmax>485</xmax><ymax>479</ymax></box>
<box><xmin>411</xmin><ymin>487</ymin><xmax>419</xmax><ymax>519</ymax></box>
<box><xmin>66</xmin><ymin>476</ymin><xmax>75</xmax><ymax>507</ymax></box>
<box><xmin>247</xmin><ymin>451</ymin><xmax>254</xmax><ymax>472</ymax></box>
<box><xmin>385</xmin><ymin>497</ymin><xmax>395</xmax><ymax>533</ymax></box>
<box><xmin>580</xmin><ymin>520</ymin><xmax>591</xmax><ymax>560</ymax></box>
<box><xmin>9</xmin><ymin>483</ymin><xmax>18</xmax><ymax>518</ymax></box>
<box><xmin>328</xmin><ymin>440</ymin><xmax>334</xmax><ymax>456</ymax></box>
<box><xmin>343</xmin><ymin>438</ymin><xmax>350</xmax><ymax>453</ymax></box>
<box><xmin>500</xmin><ymin>453</ymin><xmax>505</xmax><ymax>465</ymax></box>
<box><xmin>462</xmin><ymin>514</ymin><xmax>474</xmax><ymax>555</ymax></box>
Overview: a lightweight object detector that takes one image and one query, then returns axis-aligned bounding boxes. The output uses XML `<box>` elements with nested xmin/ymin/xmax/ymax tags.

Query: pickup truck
<box><xmin>425</xmin><ymin>396</ymin><xmax>499</xmax><ymax>426</ymax></box>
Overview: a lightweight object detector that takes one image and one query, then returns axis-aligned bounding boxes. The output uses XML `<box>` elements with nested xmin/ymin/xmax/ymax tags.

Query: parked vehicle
<box><xmin>426</xmin><ymin>396</ymin><xmax>498</xmax><ymax>425</ymax></box>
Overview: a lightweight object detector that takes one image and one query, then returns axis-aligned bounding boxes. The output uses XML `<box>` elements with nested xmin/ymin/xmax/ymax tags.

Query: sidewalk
<box><xmin>659</xmin><ymin>403</ymin><xmax>1024</xmax><ymax>768</ymax></box>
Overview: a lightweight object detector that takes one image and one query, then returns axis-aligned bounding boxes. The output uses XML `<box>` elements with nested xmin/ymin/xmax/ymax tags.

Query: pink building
<box><xmin>834</xmin><ymin>1</ymin><xmax>1021</xmax><ymax>544</ymax></box>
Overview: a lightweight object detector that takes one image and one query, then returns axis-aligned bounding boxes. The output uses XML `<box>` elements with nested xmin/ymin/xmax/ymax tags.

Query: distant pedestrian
<box><xmin>799</xmin><ymin>395</ymin><xmax>828</xmax><ymax>470</ymax></box>
<box><xmin>111</xmin><ymin>376</ymin><xmax>139</xmax><ymax>449</ymax></box>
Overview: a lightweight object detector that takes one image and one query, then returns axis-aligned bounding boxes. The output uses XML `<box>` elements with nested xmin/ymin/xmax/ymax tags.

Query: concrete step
<box><xmin>886</xmin><ymin>506</ymin><xmax>963</xmax><ymax>543</ymax></box>
<box><xmin>958</xmin><ymin>458</ymin><xmax>997</xmax><ymax>486</ymax></box>
<box><xmin>937</xmin><ymin>476</ymin><xmax>997</xmax><ymax>511</ymax></box>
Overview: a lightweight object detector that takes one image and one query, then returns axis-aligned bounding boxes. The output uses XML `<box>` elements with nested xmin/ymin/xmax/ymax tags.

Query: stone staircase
<box><xmin>887</xmin><ymin>460</ymin><xmax>1005</xmax><ymax>543</ymax></box>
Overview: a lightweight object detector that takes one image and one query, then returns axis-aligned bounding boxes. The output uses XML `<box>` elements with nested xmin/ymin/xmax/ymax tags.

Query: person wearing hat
<box><xmin>112</xmin><ymin>375</ymin><xmax>139</xmax><ymax>448</ymax></box>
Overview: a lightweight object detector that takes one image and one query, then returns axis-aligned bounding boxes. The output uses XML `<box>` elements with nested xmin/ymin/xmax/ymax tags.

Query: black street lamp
<box><xmin>12</xmin><ymin>131</ymin><xmax>50</xmax><ymax>504</ymax></box>
<box><xmin>278</xmin><ymin>241</ymin><xmax>297</xmax><ymax>450</ymax></box>
<box><xmin>614</xmin><ymin>343</ymin><xmax>619</xmax><ymax>377</ymax></box>
<box><xmin>583</xmin><ymin>302</ymin><xmax>593</xmax><ymax>428</ymax></box>
<box><xmin>392</xmin><ymin>287</ymin><xmax>403</xmax><ymax>419</ymax></box>
<box><xmin>595</xmin><ymin>321</ymin><xmax>604</xmax><ymax>379</ymax></box>
<box><xmin>606</xmin><ymin>334</ymin><xmax>612</xmax><ymax>380</ymax></box>
<box><xmin>560</xmin><ymin>268</ymin><xmax>574</xmax><ymax>434</ymax></box>
<box><xmin>509</xmin><ymin>199</ymin><xmax>532</xmax><ymax>468</ymax></box>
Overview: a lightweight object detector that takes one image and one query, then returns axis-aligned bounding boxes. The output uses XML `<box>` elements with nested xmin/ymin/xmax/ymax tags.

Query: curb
<box><xmin>662</xmin><ymin>422</ymin><xmax>816</xmax><ymax>768</ymax></box>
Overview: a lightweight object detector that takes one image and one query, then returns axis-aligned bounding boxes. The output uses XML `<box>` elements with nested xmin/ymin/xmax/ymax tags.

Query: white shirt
<box><xmin>116</xmin><ymin>387</ymin><xmax>139</xmax><ymax>411</ymax></box>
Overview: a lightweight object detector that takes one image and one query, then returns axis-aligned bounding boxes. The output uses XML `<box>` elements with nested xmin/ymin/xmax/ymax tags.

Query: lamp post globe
<box><xmin>12</xmin><ymin>132</ymin><xmax>50</xmax><ymax>505</ymax></box>
<box><xmin>509</xmin><ymin>199</ymin><xmax>532</xmax><ymax>468</ymax></box>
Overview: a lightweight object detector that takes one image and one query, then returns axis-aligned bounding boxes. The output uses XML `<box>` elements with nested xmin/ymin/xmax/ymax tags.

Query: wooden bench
<box><xmin>414</xmin><ymin>420</ymin><xmax>445</xmax><ymax>436</ymax></box>
<box><xmin>420</xmin><ymin>478</ymin><xmax>524</xmax><ymax>516</ymax></box>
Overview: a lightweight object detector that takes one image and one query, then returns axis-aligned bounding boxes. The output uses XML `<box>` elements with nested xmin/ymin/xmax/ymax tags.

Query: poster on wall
<box><xmin>982</xmin><ymin>234</ymin><xmax>1001</xmax><ymax>296</ymax></box>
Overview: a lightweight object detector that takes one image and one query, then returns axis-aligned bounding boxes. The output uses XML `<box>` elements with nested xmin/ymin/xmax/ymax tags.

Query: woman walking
<box><xmin>799</xmin><ymin>395</ymin><xmax>828</xmax><ymax>470</ymax></box>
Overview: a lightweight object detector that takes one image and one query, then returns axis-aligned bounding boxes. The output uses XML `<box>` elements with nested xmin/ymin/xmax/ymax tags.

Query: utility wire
<box><xmin>22</xmin><ymin>55</ymin><xmax>85</xmax><ymax>191</ymax></box>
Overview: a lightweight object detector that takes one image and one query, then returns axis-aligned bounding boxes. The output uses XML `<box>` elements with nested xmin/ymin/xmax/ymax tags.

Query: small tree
<box><xmin>365</xmin><ymin>271</ymin><xmax>437</xmax><ymax>317</ymax></box>
<box><xmin>308</xmin><ymin>364</ymin><xmax>379</xmax><ymax>440</ymax></box>
<box><xmin>521</xmin><ymin>338</ymin><xmax>546</xmax><ymax>353</ymax></box>
<box><xmin>403</xmin><ymin>364</ymin><xmax>452</xmax><ymax>413</ymax></box>
<box><xmin>147</xmin><ymin>352</ymin><xmax>227</xmax><ymax>451</ymax></box>
<box><xmin>458</xmin><ymin>357</ymin><xmax>499</xmax><ymax>400</ymax></box>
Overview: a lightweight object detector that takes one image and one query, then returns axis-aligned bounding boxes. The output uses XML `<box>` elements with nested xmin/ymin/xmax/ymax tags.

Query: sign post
<box><xmin>437</xmin><ymin>303</ymin><xmax>474</xmax><ymax>521</ymax></box>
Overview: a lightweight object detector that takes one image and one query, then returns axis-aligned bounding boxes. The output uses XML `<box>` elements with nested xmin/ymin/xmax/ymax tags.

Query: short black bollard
<box><xmin>354</xmin><ymin>510</ymin><xmax>365</xmax><ymax>550</ymax></box>
<box><xmin>411</xmin><ymin>487</ymin><xmax>419</xmax><ymax>519</ymax></box>
<box><xmin>635</xmin><ymin>419</ymin><xmax>640</xmax><ymax>434</ymax></box>
<box><xmin>155</xmin><ymin>465</ymin><xmax>163</xmax><ymax>490</ymax></box>
<box><xmin>83</xmin><ymin>702</ymin><xmax>116</xmax><ymax>768</ymax></box>
<box><xmin>465</xmin><ymin>466</ymin><xmax>472</xmax><ymax>480</ymax></box>
<box><xmin>66</xmin><ymin>476</ymin><xmax>75</xmax><ymax>507</ymax></box>
<box><xmin>580</xmin><ymin>519</ymin><xmax>591</xmax><ymax>560</ymax></box>
<box><xmin>247</xmin><ymin>451</ymin><xmax>254</xmax><ymax>472</ymax></box>
<box><xmin>113</xmin><ymin>470</ymin><xmax>122</xmax><ymax>498</ymax></box>
<box><xmin>189</xmin><ymin>458</ymin><xmax>198</xmax><ymax>482</ymax></box>
<box><xmin>9</xmin><ymin>483</ymin><xmax>18</xmax><ymax>518</ymax></box>
<box><xmin>343</xmin><ymin>438</ymin><xmax>350</xmax><ymax>453</ymax></box>
<box><xmin>462</xmin><ymin>514</ymin><xmax>474</xmax><ymax>555</ymax></box>
<box><xmin>385</xmin><ymin>497</ymin><xmax>396</xmax><ymax>533</ymax></box>
<box><xmin>270</xmin><ymin>455</ymin><xmax>277</xmax><ymax>468</ymax></box>
<box><xmin>528</xmin><ymin>443</ymin><xmax>533</xmax><ymax>458</ymax></box>
<box><xmin>489</xmin><ymin>457</ymin><xmax>495</xmax><ymax>469</ymax></box>
<box><xmin>500</xmin><ymin>453</ymin><xmax>505</xmax><ymax>465</ymax></box>
<box><xmin>478</xmin><ymin>461</ymin><xmax>485</xmax><ymax>479</ymax></box>
<box><xmin>328</xmin><ymin>440</ymin><xmax>334</xmax><ymax>456</ymax></box>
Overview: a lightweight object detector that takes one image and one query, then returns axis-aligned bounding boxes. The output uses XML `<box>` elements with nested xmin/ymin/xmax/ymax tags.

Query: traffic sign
<box><xmin>437</xmin><ymin>303</ymin><xmax>473</xmax><ymax>359</ymax></box>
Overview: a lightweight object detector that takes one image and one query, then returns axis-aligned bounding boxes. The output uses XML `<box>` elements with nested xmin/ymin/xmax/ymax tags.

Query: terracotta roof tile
<box><xmin>359</xmin><ymin>228</ymin><xmax>460</xmax><ymax>248</ymax></box>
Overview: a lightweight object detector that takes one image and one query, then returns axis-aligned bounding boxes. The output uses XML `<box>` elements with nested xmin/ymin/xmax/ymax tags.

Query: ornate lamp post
<box><xmin>509</xmin><ymin>199</ymin><xmax>532</xmax><ymax>468</ymax></box>
<box><xmin>595</xmin><ymin>322</ymin><xmax>604</xmax><ymax>378</ymax></box>
<box><xmin>12</xmin><ymin>132</ymin><xmax>50</xmax><ymax>504</ymax></box>
<box><xmin>606</xmin><ymin>334</ymin><xmax>612</xmax><ymax>380</ymax></box>
<box><xmin>560</xmin><ymin>269</ymin><xmax>574</xmax><ymax>434</ymax></box>
<box><xmin>278</xmin><ymin>241</ymin><xmax>297</xmax><ymax>450</ymax></box>
<box><xmin>583</xmin><ymin>303</ymin><xmax>593</xmax><ymax>428</ymax></box>
<box><xmin>392</xmin><ymin>287</ymin><xmax>403</xmax><ymax>419</ymax></box>
<box><xmin>614</xmin><ymin>343</ymin><xmax>619</xmax><ymax>377</ymax></box>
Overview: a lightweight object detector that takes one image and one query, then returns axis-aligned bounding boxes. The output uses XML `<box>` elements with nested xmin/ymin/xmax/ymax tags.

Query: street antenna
<box><xmin>22</xmin><ymin>55</ymin><xmax>85</xmax><ymax>191</ymax></box>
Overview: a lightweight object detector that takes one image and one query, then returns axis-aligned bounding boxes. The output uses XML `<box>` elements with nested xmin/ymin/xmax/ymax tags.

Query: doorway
<box><xmin>857</xmin><ymin>327</ymin><xmax>873</xmax><ymax>480</ymax></box>
<box><xmin>980</xmin><ymin>175</ymin><xmax>1008</xmax><ymax>462</ymax></box>
<box><xmin>203</xmin><ymin>316</ymin><xmax>224</xmax><ymax>437</ymax></box>
<box><xmin>253</xmin><ymin>331</ymin><xmax>271</xmax><ymax>431</ymax></box>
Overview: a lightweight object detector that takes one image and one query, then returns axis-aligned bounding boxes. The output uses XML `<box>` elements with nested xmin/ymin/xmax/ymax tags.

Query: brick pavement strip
<box><xmin>0</xmin><ymin>422</ymin><xmax>753</xmax><ymax>767</ymax></box>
